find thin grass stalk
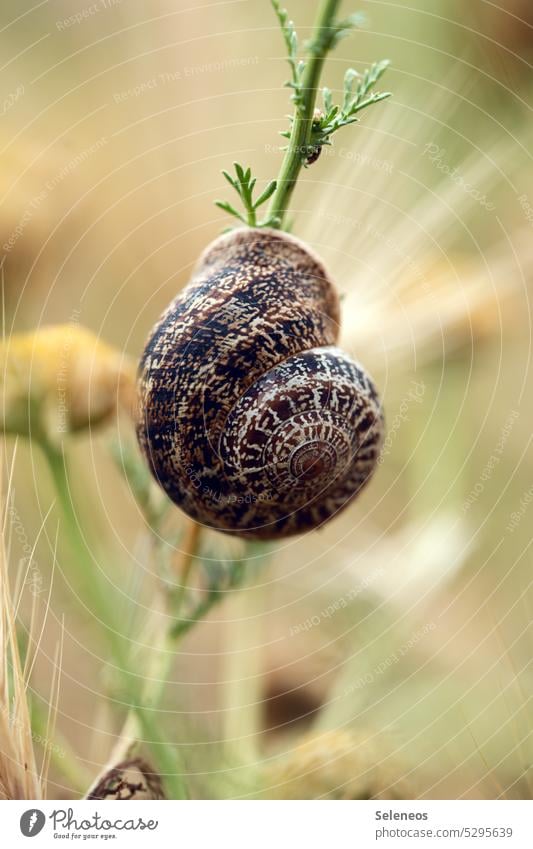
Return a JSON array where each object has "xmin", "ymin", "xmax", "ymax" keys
[{"xmin": 0, "ymin": 457, "xmax": 42, "ymax": 799}]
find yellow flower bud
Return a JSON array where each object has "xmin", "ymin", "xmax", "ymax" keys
[
  {"xmin": 263, "ymin": 729, "xmax": 415, "ymax": 799},
  {"xmin": 0, "ymin": 324, "xmax": 135, "ymax": 442}
]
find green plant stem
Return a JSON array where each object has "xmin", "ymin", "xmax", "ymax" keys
[
  {"xmin": 40, "ymin": 440, "xmax": 188, "ymax": 800},
  {"xmin": 99, "ymin": 519, "xmax": 205, "ymax": 790},
  {"xmin": 223, "ymin": 581, "xmax": 263, "ymax": 763},
  {"xmin": 268, "ymin": 0, "xmax": 343, "ymax": 228},
  {"xmin": 171, "ymin": 521, "xmax": 201, "ymax": 614},
  {"xmin": 170, "ymin": 591, "xmax": 220, "ymax": 640}
]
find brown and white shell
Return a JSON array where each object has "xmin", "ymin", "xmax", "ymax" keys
[
  {"xmin": 137, "ymin": 228, "xmax": 383, "ymax": 539},
  {"xmin": 87, "ymin": 758, "xmax": 164, "ymax": 800}
]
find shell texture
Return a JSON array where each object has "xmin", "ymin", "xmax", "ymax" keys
[
  {"xmin": 87, "ymin": 758, "xmax": 164, "ymax": 800},
  {"xmin": 137, "ymin": 228, "xmax": 383, "ymax": 538}
]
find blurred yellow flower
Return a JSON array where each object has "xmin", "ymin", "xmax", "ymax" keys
[
  {"xmin": 0, "ymin": 324, "xmax": 135, "ymax": 442},
  {"xmin": 263, "ymin": 729, "xmax": 415, "ymax": 800}
]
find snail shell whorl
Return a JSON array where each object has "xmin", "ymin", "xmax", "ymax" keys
[{"xmin": 137, "ymin": 228, "xmax": 383, "ymax": 539}]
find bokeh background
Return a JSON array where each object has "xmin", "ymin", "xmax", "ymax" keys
[{"xmin": 1, "ymin": 0, "xmax": 532, "ymax": 799}]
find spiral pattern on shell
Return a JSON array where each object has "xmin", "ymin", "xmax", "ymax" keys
[{"xmin": 137, "ymin": 228, "xmax": 383, "ymax": 539}]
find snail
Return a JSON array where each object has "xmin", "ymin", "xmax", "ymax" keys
[{"xmin": 137, "ymin": 228, "xmax": 383, "ymax": 539}]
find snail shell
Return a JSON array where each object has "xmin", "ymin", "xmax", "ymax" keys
[
  {"xmin": 87, "ymin": 758, "xmax": 164, "ymax": 800},
  {"xmin": 137, "ymin": 228, "xmax": 383, "ymax": 539}
]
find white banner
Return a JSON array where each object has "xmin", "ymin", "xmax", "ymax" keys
[{"xmin": 2, "ymin": 800, "xmax": 532, "ymax": 848}]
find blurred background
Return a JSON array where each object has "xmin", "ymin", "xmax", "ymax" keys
[{"xmin": 1, "ymin": 0, "xmax": 532, "ymax": 799}]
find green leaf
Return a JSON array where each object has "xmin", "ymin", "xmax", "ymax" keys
[
  {"xmin": 253, "ymin": 180, "xmax": 277, "ymax": 209},
  {"xmin": 271, "ymin": 0, "xmax": 304, "ymax": 114},
  {"xmin": 309, "ymin": 58, "xmax": 392, "ymax": 155},
  {"xmin": 344, "ymin": 68, "xmax": 359, "ymax": 103},
  {"xmin": 214, "ymin": 200, "xmax": 245, "ymax": 221},
  {"xmin": 222, "ymin": 169, "xmax": 238, "ymax": 189},
  {"xmin": 216, "ymin": 165, "xmax": 280, "ymax": 227}
]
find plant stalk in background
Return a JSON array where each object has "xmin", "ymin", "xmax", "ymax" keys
[{"xmin": 40, "ymin": 440, "xmax": 188, "ymax": 799}]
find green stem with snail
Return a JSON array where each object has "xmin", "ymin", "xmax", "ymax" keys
[{"xmin": 268, "ymin": 0, "xmax": 343, "ymax": 228}]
